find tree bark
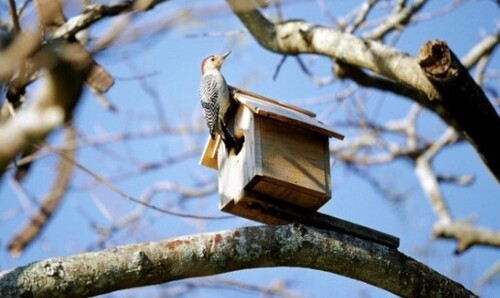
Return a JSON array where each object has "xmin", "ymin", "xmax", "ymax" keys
[
  {"xmin": 0, "ymin": 224, "xmax": 476, "ymax": 297},
  {"xmin": 418, "ymin": 40, "xmax": 500, "ymax": 182}
]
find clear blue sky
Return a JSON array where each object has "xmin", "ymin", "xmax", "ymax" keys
[{"xmin": 1, "ymin": 1, "xmax": 499, "ymax": 297}]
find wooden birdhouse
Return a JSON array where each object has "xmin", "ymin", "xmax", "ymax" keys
[{"xmin": 200, "ymin": 87, "xmax": 344, "ymax": 224}]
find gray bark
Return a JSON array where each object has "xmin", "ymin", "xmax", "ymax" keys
[{"xmin": 0, "ymin": 225, "xmax": 476, "ymax": 297}]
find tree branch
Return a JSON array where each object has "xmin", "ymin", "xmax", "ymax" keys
[
  {"xmin": 461, "ymin": 29, "xmax": 500, "ymax": 69},
  {"xmin": 433, "ymin": 221, "xmax": 500, "ymax": 254},
  {"xmin": 52, "ymin": 0, "xmax": 170, "ymax": 40},
  {"xmin": 0, "ymin": 43, "xmax": 88, "ymax": 175},
  {"xmin": 415, "ymin": 128, "xmax": 457, "ymax": 223},
  {"xmin": 8, "ymin": 0, "xmax": 21, "ymax": 33},
  {"xmin": 226, "ymin": 1, "xmax": 500, "ymax": 183},
  {"xmin": 7, "ymin": 125, "xmax": 76, "ymax": 256},
  {"xmin": 364, "ymin": 0, "xmax": 429, "ymax": 40},
  {"xmin": 418, "ymin": 40, "xmax": 500, "ymax": 182},
  {"xmin": 226, "ymin": 0, "xmax": 440, "ymax": 100},
  {"xmin": 0, "ymin": 225, "xmax": 476, "ymax": 297}
]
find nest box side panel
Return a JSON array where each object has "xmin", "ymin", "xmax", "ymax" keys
[
  {"xmin": 250, "ymin": 116, "xmax": 332, "ymax": 210},
  {"xmin": 218, "ymin": 106, "xmax": 257, "ymax": 212}
]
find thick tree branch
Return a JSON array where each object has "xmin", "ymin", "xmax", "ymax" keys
[
  {"xmin": 0, "ymin": 43, "xmax": 88, "ymax": 175},
  {"xmin": 226, "ymin": 0, "xmax": 440, "ymax": 100},
  {"xmin": 333, "ymin": 62, "xmax": 440, "ymax": 113},
  {"xmin": 0, "ymin": 225, "xmax": 476, "ymax": 297},
  {"xmin": 34, "ymin": 0, "xmax": 115, "ymax": 93},
  {"xmin": 418, "ymin": 40, "xmax": 500, "ymax": 182},
  {"xmin": 52, "ymin": 0, "xmax": 170, "ymax": 40},
  {"xmin": 226, "ymin": 1, "xmax": 500, "ymax": 183}
]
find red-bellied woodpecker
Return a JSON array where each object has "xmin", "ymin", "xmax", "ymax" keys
[{"xmin": 199, "ymin": 51, "xmax": 242, "ymax": 154}]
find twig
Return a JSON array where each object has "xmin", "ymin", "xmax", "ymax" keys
[
  {"xmin": 433, "ymin": 221, "xmax": 500, "ymax": 254},
  {"xmin": 415, "ymin": 128, "xmax": 458, "ymax": 223},
  {"xmin": 8, "ymin": 0, "xmax": 21, "ymax": 33},
  {"xmin": 295, "ymin": 56, "xmax": 334, "ymax": 86},
  {"xmin": 461, "ymin": 29, "xmax": 500, "ymax": 69},
  {"xmin": 43, "ymin": 142, "xmax": 232, "ymax": 220},
  {"xmin": 364, "ymin": 0, "xmax": 429, "ymax": 40},
  {"xmin": 346, "ymin": 0, "xmax": 378, "ymax": 33},
  {"xmin": 272, "ymin": 55, "xmax": 288, "ymax": 80},
  {"xmin": 8, "ymin": 125, "xmax": 76, "ymax": 257}
]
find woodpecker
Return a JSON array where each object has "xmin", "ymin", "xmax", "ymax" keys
[{"xmin": 199, "ymin": 51, "xmax": 242, "ymax": 154}]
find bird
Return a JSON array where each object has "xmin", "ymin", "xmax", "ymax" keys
[{"xmin": 199, "ymin": 51, "xmax": 242, "ymax": 154}]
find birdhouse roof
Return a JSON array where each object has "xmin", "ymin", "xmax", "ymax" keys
[
  {"xmin": 200, "ymin": 87, "xmax": 344, "ymax": 169},
  {"xmin": 231, "ymin": 87, "xmax": 344, "ymax": 139}
]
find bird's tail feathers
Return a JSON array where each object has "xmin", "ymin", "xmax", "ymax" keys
[{"xmin": 220, "ymin": 123, "xmax": 243, "ymax": 155}]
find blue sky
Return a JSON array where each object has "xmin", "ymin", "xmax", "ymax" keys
[{"xmin": 1, "ymin": 0, "xmax": 499, "ymax": 297}]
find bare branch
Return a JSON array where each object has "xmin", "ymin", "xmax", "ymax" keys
[
  {"xmin": 0, "ymin": 32, "xmax": 40, "ymax": 83},
  {"xmin": 346, "ymin": 0, "xmax": 378, "ymax": 34},
  {"xmin": 227, "ymin": 0, "xmax": 500, "ymax": 183},
  {"xmin": 0, "ymin": 225, "xmax": 476, "ymax": 297},
  {"xmin": 50, "ymin": 147, "xmax": 231, "ymax": 220},
  {"xmin": 295, "ymin": 56, "xmax": 334, "ymax": 86},
  {"xmin": 0, "ymin": 43, "xmax": 88, "ymax": 175},
  {"xmin": 461, "ymin": 29, "xmax": 500, "ymax": 69},
  {"xmin": 272, "ymin": 55, "xmax": 288, "ymax": 81},
  {"xmin": 226, "ymin": 0, "xmax": 441, "ymax": 100},
  {"xmin": 415, "ymin": 128, "xmax": 457, "ymax": 223},
  {"xmin": 418, "ymin": 40, "xmax": 500, "ymax": 182},
  {"xmin": 53, "ymin": 0, "xmax": 171, "ymax": 40},
  {"xmin": 179, "ymin": 278, "xmax": 300, "ymax": 298},
  {"xmin": 433, "ymin": 221, "xmax": 500, "ymax": 254},
  {"xmin": 333, "ymin": 62, "xmax": 434, "ymax": 111},
  {"xmin": 8, "ymin": 125, "xmax": 76, "ymax": 257},
  {"xmin": 474, "ymin": 261, "xmax": 500, "ymax": 293},
  {"xmin": 8, "ymin": 0, "xmax": 21, "ymax": 33},
  {"xmin": 34, "ymin": 0, "xmax": 115, "ymax": 93},
  {"xmin": 364, "ymin": 0, "xmax": 429, "ymax": 40}
]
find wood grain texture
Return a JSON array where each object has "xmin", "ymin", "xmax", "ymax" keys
[
  {"xmin": 252, "ymin": 116, "xmax": 331, "ymax": 209},
  {"xmin": 218, "ymin": 106, "xmax": 256, "ymax": 209},
  {"xmin": 220, "ymin": 113, "xmax": 332, "ymax": 220}
]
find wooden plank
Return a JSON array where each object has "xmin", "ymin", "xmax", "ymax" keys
[
  {"xmin": 251, "ymin": 177, "xmax": 329, "ymax": 210},
  {"xmin": 220, "ymin": 194, "xmax": 290, "ymax": 225},
  {"xmin": 225, "ymin": 190, "xmax": 400, "ymax": 249},
  {"xmin": 310, "ymin": 212, "xmax": 400, "ymax": 249},
  {"xmin": 211, "ymin": 135, "xmax": 221, "ymax": 159},
  {"xmin": 257, "ymin": 117, "xmax": 330, "ymax": 197},
  {"xmin": 199, "ymin": 137, "xmax": 218, "ymax": 170},
  {"xmin": 200, "ymin": 101, "xmax": 252, "ymax": 170},
  {"xmin": 218, "ymin": 105, "xmax": 257, "ymax": 208}
]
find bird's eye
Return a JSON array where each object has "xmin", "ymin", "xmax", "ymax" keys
[{"xmin": 210, "ymin": 57, "xmax": 215, "ymax": 62}]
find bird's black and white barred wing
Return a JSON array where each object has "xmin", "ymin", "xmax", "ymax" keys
[{"xmin": 200, "ymin": 74, "xmax": 219, "ymax": 139}]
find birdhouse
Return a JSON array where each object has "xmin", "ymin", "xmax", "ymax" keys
[{"xmin": 200, "ymin": 87, "xmax": 344, "ymax": 224}]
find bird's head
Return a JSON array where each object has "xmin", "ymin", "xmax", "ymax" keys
[{"xmin": 201, "ymin": 51, "xmax": 231, "ymax": 74}]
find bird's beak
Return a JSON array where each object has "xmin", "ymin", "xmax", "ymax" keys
[{"xmin": 222, "ymin": 51, "xmax": 231, "ymax": 59}]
